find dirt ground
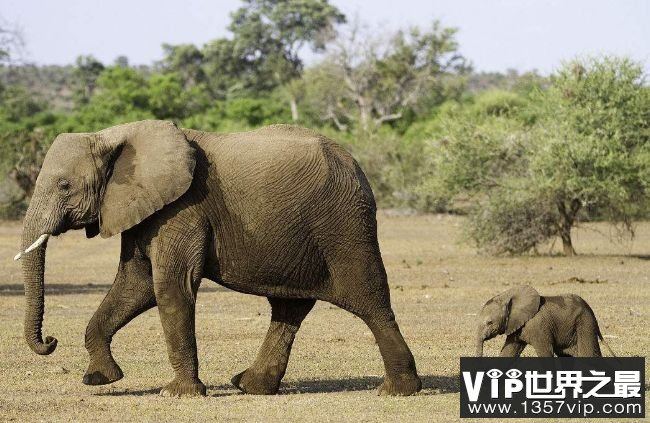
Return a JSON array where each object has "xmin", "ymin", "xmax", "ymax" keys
[{"xmin": 0, "ymin": 214, "xmax": 648, "ymax": 422}]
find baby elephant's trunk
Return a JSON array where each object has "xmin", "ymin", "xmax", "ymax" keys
[{"xmin": 475, "ymin": 333, "xmax": 484, "ymax": 357}]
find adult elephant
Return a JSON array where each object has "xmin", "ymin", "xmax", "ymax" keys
[{"xmin": 16, "ymin": 120, "xmax": 421, "ymax": 397}]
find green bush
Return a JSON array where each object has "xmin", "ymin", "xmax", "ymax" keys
[
  {"xmin": 330, "ymin": 128, "xmax": 442, "ymax": 211},
  {"xmin": 472, "ymin": 90, "xmax": 526, "ymax": 117},
  {"xmin": 223, "ymin": 95, "xmax": 292, "ymax": 126},
  {"xmin": 466, "ymin": 187, "xmax": 558, "ymax": 255}
]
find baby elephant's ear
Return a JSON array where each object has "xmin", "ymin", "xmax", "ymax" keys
[{"xmin": 505, "ymin": 285, "xmax": 540, "ymax": 335}]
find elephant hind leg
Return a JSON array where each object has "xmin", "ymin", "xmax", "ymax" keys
[
  {"xmin": 361, "ymin": 313, "xmax": 422, "ymax": 396},
  {"xmin": 327, "ymin": 251, "xmax": 421, "ymax": 396},
  {"xmin": 232, "ymin": 297, "xmax": 316, "ymax": 395},
  {"xmin": 577, "ymin": 315, "xmax": 602, "ymax": 357}
]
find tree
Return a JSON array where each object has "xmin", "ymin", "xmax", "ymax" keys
[
  {"xmin": 161, "ymin": 0, "xmax": 344, "ymax": 117},
  {"xmin": 201, "ymin": 37, "xmax": 254, "ymax": 99},
  {"xmin": 74, "ymin": 55, "xmax": 105, "ymax": 104},
  {"xmin": 0, "ymin": 18, "xmax": 57, "ymax": 217},
  {"xmin": 299, "ymin": 61, "xmax": 351, "ymax": 130},
  {"xmin": 227, "ymin": 0, "xmax": 345, "ymax": 120},
  {"xmin": 0, "ymin": 86, "xmax": 62, "ymax": 215},
  {"xmin": 426, "ymin": 57, "xmax": 650, "ymax": 256},
  {"xmin": 529, "ymin": 57, "xmax": 650, "ymax": 255},
  {"xmin": 148, "ymin": 72, "xmax": 211, "ymax": 119},
  {"xmin": 72, "ymin": 66, "xmax": 152, "ymax": 129},
  {"xmin": 0, "ymin": 16, "xmax": 23, "ymax": 64},
  {"xmin": 113, "ymin": 55, "xmax": 130, "ymax": 68},
  {"xmin": 311, "ymin": 19, "xmax": 469, "ymax": 132},
  {"xmin": 147, "ymin": 72, "xmax": 186, "ymax": 119},
  {"xmin": 160, "ymin": 43, "xmax": 207, "ymax": 88}
]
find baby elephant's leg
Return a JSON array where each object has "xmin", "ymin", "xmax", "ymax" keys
[
  {"xmin": 530, "ymin": 342, "xmax": 554, "ymax": 357},
  {"xmin": 577, "ymin": 314, "xmax": 602, "ymax": 357},
  {"xmin": 499, "ymin": 335, "xmax": 526, "ymax": 357}
]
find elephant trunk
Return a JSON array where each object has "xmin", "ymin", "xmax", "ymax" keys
[
  {"xmin": 475, "ymin": 330, "xmax": 484, "ymax": 357},
  {"xmin": 20, "ymin": 205, "xmax": 57, "ymax": 355}
]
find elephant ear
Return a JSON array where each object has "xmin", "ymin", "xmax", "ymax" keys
[
  {"xmin": 97, "ymin": 120, "xmax": 195, "ymax": 238},
  {"xmin": 504, "ymin": 285, "xmax": 541, "ymax": 335}
]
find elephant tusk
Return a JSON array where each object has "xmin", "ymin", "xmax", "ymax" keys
[{"xmin": 14, "ymin": 234, "xmax": 50, "ymax": 261}]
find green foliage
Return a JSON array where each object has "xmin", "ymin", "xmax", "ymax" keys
[
  {"xmin": 0, "ymin": 64, "xmax": 77, "ymax": 110},
  {"xmin": 472, "ymin": 90, "xmax": 526, "ymax": 118},
  {"xmin": 0, "ymin": 86, "xmax": 68, "ymax": 214},
  {"xmin": 201, "ymin": 38, "xmax": 250, "ymax": 99},
  {"xmin": 423, "ymin": 98, "xmax": 532, "ymax": 207},
  {"xmin": 159, "ymin": 0, "xmax": 344, "ymax": 102},
  {"xmin": 466, "ymin": 187, "xmax": 558, "ymax": 255},
  {"xmin": 0, "ymin": 85, "xmax": 46, "ymax": 122},
  {"xmin": 71, "ymin": 66, "xmax": 152, "ymax": 130},
  {"xmin": 160, "ymin": 44, "xmax": 206, "ymax": 88},
  {"xmin": 180, "ymin": 91, "xmax": 292, "ymax": 131},
  {"xmin": 148, "ymin": 73, "xmax": 186, "ymax": 119},
  {"xmin": 330, "ymin": 129, "xmax": 438, "ymax": 211},
  {"xmin": 229, "ymin": 0, "xmax": 345, "ymax": 87},
  {"xmin": 148, "ymin": 73, "xmax": 211, "ymax": 119},
  {"xmin": 424, "ymin": 57, "xmax": 650, "ymax": 255},
  {"xmin": 298, "ymin": 61, "xmax": 352, "ymax": 129},
  {"xmin": 223, "ymin": 96, "xmax": 290, "ymax": 126}
]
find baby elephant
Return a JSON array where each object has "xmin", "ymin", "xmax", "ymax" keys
[{"xmin": 475, "ymin": 285, "xmax": 614, "ymax": 357}]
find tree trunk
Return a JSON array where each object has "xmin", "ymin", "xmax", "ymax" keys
[
  {"xmin": 557, "ymin": 199, "xmax": 581, "ymax": 257},
  {"xmin": 289, "ymin": 95, "xmax": 299, "ymax": 123},
  {"xmin": 358, "ymin": 100, "xmax": 372, "ymax": 132},
  {"xmin": 560, "ymin": 226, "xmax": 576, "ymax": 257}
]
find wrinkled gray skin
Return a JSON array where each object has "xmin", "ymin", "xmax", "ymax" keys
[
  {"xmin": 476, "ymin": 286, "xmax": 614, "ymax": 357},
  {"xmin": 20, "ymin": 120, "xmax": 421, "ymax": 397}
]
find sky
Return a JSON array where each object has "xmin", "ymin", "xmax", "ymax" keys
[{"xmin": 3, "ymin": 0, "xmax": 649, "ymax": 74}]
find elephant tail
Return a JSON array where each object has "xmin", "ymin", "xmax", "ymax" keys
[
  {"xmin": 583, "ymin": 298, "xmax": 616, "ymax": 357},
  {"xmin": 597, "ymin": 329, "xmax": 617, "ymax": 357}
]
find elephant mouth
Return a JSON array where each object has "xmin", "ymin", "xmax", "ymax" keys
[
  {"xmin": 14, "ymin": 217, "xmax": 99, "ymax": 260},
  {"xmin": 14, "ymin": 234, "xmax": 50, "ymax": 261},
  {"xmin": 483, "ymin": 333, "xmax": 497, "ymax": 341}
]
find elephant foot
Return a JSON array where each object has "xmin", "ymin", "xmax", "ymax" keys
[
  {"xmin": 160, "ymin": 377, "xmax": 206, "ymax": 398},
  {"xmin": 82, "ymin": 359, "xmax": 124, "ymax": 386},
  {"xmin": 231, "ymin": 368, "xmax": 281, "ymax": 395},
  {"xmin": 377, "ymin": 373, "xmax": 422, "ymax": 396}
]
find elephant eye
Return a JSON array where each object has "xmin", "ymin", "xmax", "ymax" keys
[
  {"xmin": 57, "ymin": 178, "xmax": 71, "ymax": 191},
  {"xmin": 486, "ymin": 320, "xmax": 493, "ymax": 326}
]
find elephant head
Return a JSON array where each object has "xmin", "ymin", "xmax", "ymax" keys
[
  {"xmin": 15, "ymin": 120, "xmax": 195, "ymax": 355},
  {"xmin": 475, "ymin": 285, "xmax": 540, "ymax": 357}
]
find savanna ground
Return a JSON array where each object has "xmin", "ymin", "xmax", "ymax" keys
[{"xmin": 0, "ymin": 214, "xmax": 648, "ymax": 422}]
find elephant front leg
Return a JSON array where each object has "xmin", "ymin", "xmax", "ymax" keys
[
  {"xmin": 150, "ymin": 214, "xmax": 209, "ymax": 397},
  {"xmin": 154, "ymin": 270, "xmax": 206, "ymax": 397},
  {"xmin": 83, "ymin": 240, "xmax": 155, "ymax": 386},
  {"xmin": 531, "ymin": 342, "xmax": 554, "ymax": 357},
  {"xmin": 499, "ymin": 335, "xmax": 526, "ymax": 357},
  {"xmin": 232, "ymin": 298, "xmax": 316, "ymax": 394}
]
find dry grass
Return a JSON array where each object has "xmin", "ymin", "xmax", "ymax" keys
[{"xmin": 0, "ymin": 214, "xmax": 648, "ymax": 422}]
